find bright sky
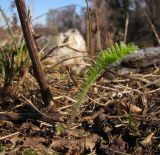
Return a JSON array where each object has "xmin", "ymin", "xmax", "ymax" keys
[{"xmin": 0, "ymin": 0, "xmax": 86, "ymax": 25}]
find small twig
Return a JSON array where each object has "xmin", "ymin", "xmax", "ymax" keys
[
  {"xmin": 93, "ymin": 84, "xmax": 118, "ymax": 91},
  {"xmin": 136, "ymin": 0, "xmax": 160, "ymax": 45},
  {"xmin": 86, "ymin": 95, "xmax": 105, "ymax": 107},
  {"xmin": 64, "ymin": 96, "xmax": 77, "ymax": 103},
  {"xmin": 41, "ymin": 41, "xmax": 75, "ymax": 61},
  {"xmin": 143, "ymin": 11, "xmax": 160, "ymax": 45},
  {"xmin": 106, "ymin": 68, "xmax": 151, "ymax": 84},
  {"xmin": 58, "ymin": 105, "xmax": 72, "ymax": 111},
  {"xmin": 37, "ymin": 120, "xmax": 53, "ymax": 127},
  {"xmin": 47, "ymin": 55, "xmax": 91, "ymax": 71},
  {"xmin": 113, "ymin": 84, "xmax": 142, "ymax": 94},
  {"xmin": 146, "ymin": 88, "xmax": 160, "ymax": 94},
  {"xmin": 0, "ymin": 132, "xmax": 20, "ymax": 141},
  {"xmin": 20, "ymin": 95, "xmax": 65, "ymax": 123},
  {"xmin": 124, "ymin": 12, "xmax": 129, "ymax": 43},
  {"xmin": 66, "ymin": 66, "xmax": 79, "ymax": 87},
  {"xmin": 52, "ymin": 96, "xmax": 64, "ymax": 100},
  {"xmin": 21, "ymin": 95, "xmax": 43, "ymax": 114}
]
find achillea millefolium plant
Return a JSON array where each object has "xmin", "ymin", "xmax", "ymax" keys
[{"xmin": 68, "ymin": 42, "xmax": 138, "ymax": 128}]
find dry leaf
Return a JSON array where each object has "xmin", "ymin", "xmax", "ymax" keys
[
  {"xmin": 121, "ymin": 102, "xmax": 142, "ymax": 113},
  {"xmin": 139, "ymin": 133, "xmax": 154, "ymax": 145},
  {"xmin": 141, "ymin": 94, "xmax": 148, "ymax": 114}
]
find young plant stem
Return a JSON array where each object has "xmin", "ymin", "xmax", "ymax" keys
[{"xmin": 68, "ymin": 43, "xmax": 138, "ymax": 129}]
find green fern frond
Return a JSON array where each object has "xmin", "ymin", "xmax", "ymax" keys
[{"xmin": 68, "ymin": 42, "xmax": 138, "ymax": 127}]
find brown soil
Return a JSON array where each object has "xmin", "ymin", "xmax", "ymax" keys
[{"xmin": 0, "ymin": 65, "xmax": 160, "ymax": 155}]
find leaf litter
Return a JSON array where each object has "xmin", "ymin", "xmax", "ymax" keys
[{"xmin": 0, "ymin": 64, "xmax": 160, "ymax": 154}]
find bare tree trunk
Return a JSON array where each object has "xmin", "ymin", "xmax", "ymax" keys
[{"xmin": 15, "ymin": 0, "xmax": 56, "ymax": 111}]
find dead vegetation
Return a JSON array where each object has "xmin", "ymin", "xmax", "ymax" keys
[
  {"xmin": 0, "ymin": 0, "xmax": 160, "ymax": 155},
  {"xmin": 0, "ymin": 64, "xmax": 160, "ymax": 154}
]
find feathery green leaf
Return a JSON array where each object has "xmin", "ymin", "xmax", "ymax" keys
[{"xmin": 68, "ymin": 42, "xmax": 138, "ymax": 128}]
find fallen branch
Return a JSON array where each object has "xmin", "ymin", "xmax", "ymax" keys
[{"xmin": 0, "ymin": 112, "xmax": 64, "ymax": 124}]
